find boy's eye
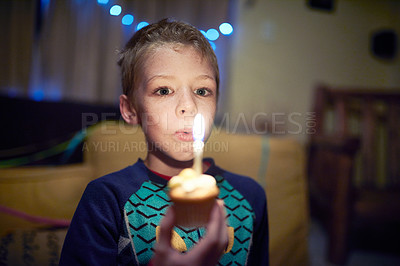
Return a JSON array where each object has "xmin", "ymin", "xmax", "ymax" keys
[
  {"xmin": 195, "ymin": 88, "xmax": 210, "ymax": 96},
  {"xmin": 155, "ymin": 87, "xmax": 172, "ymax": 96}
]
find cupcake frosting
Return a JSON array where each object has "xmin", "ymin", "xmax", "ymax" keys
[{"xmin": 168, "ymin": 168, "xmax": 218, "ymax": 198}]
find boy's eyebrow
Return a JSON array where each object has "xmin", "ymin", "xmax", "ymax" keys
[
  {"xmin": 197, "ymin": 74, "xmax": 215, "ymax": 81},
  {"xmin": 146, "ymin": 74, "xmax": 173, "ymax": 84},
  {"xmin": 146, "ymin": 74, "xmax": 215, "ymax": 84}
]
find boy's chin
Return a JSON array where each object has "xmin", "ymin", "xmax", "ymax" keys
[
  {"xmin": 169, "ymin": 153, "xmax": 194, "ymax": 164},
  {"xmin": 151, "ymin": 149, "xmax": 194, "ymax": 165}
]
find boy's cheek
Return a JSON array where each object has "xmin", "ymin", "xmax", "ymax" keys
[
  {"xmin": 140, "ymin": 113, "xmax": 162, "ymax": 128},
  {"xmin": 205, "ymin": 113, "xmax": 216, "ymax": 131}
]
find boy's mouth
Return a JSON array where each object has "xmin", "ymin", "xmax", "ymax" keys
[
  {"xmin": 177, "ymin": 129, "xmax": 192, "ymax": 134},
  {"xmin": 175, "ymin": 129, "xmax": 193, "ymax": 142}
]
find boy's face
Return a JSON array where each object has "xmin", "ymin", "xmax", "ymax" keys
[{"xmin": 133, "ymin": 45, "xmax": 217, "ymax": 163}]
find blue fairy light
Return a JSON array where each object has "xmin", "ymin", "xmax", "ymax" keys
[
  {"xmin": 122, "ymin": 14, "xmax": 134, "ymax": 25},
  {"xmin": 109, "ymin": 5, "xmax": 122, "ymax": 16},
  {"xmin": 209, "ymin": 41, "xmax": 216, "ymax": 50},
  {"xmin": 219, "ymin": 23, "xmax": 233, "ymax": 35},
  {"xmin": 97, "ymin": 0, "xmax": 109, "ymax": 4},
  {"xmin": 206, "ymin": 28, "xmax": 219, "ymax": 41},
  {"xmin": 136, "ymin": 21, "xmax": 149, "ymax": 31}
]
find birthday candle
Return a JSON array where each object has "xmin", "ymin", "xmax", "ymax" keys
[{"xmin": 193, "ymin": 113, "xmax": 205, "ymax": 177}]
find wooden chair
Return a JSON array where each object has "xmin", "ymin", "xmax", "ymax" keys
[{"xmin": 308, "ymin": 84, "xmax": 400, "ymax": 264}]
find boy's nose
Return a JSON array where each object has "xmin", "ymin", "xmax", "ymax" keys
[{"xmin": 176, "ymin": 91, "xmax": 197, "ymax": 116}]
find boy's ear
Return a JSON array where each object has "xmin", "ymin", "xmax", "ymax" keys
[{"xmin": 119, "ymin": 94, "xmax": 139, "ymax": 125}]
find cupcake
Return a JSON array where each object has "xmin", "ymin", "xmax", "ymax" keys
[{"xmin": 168, "ymin": 168, "xmax": 219, "ymax": 227}]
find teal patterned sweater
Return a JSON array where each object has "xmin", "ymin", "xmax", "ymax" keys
[{"xmin": 60, "ymin": 159, "xmax": 268, "ymax": 265}]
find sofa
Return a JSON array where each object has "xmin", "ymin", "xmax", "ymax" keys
[{"xmin": 0, "ymin": 121, "xmax": 309, "ymax": 265}]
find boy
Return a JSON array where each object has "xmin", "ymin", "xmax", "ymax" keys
[{"xmin": 60, "ymin": 19, "xmax": 268, "ymax": 265}]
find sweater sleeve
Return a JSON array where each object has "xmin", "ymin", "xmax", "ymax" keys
[{"xmin": 59, "ymin": 179, "xmax": 123, "ymax": 265}]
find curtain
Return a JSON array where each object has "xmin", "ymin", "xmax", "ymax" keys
[
  {"xmin": 1, "ymin": 0, "xmax": 233, "ymax": 110},
  {"xmin": 0, "ymin": 1, "xmax": 36, "ymax": 97}
]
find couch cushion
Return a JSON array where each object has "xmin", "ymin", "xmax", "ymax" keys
[
  {"xmin": 264, "ymin": 138, "xmax": 309, "ymax": 266},
  {"xmin": 205, "ymin": 129, "xmax": 309, "ymax": 266},
  {"xmin": 0, "ymin": 164, "xmax": 92, "ymax": 236}
]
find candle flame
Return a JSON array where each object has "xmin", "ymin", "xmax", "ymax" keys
[
  {"xmin": 193, "ymin": 113, "xmax": 205, "ymax": 176},
  {"xmin": 193, "ymin": 113, "xmax": 205, "ymax": 142}
]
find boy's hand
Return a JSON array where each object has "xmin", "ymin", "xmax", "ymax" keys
[{"xmin": 152, "ymin": 200, "xmax": 228, "ymax": 266}]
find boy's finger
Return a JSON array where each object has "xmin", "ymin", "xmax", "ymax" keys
[
  {"xmin": 157, "ymin": 206, "xmax": 176, "ymax": 248},
  {"xmin": 208, "ymin": 200, "xmax": 228, "ymax": 242},
  {"xmin": 192, "ymin": 201, "xmax": 227, "ymax": 262},
  {"xmin": 215, "ymin": 200, "xmax": 229, "ymax": 248}
]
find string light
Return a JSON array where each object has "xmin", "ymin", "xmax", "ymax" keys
[
  {"xmin": 136, "ymin": 21, "xmax": 149, "ymax": 31},
  {"xmin": 122, "ymin": 14, "xmax": 134, "ymax": 26},
  {"xmin": 209, "ymin": 41, "xmax": 216, "ymax": 51},
  {"xmin": 219, "ymin": 22, "xmax": 233, "ymax": 35},
  {"xmin": 20, "ymin": 3, "xmax": 234, "ymax": 102},
  {"xmin": 206, "ymin": 29, "xmax": 219, "ymax": 41},
  {"xmin": 109, "ymin": 5, "xmax": 122, "ymax": 16},
  {"xmin": 97, "ymin": 2, "xmax": 234, "ymax": 44}
]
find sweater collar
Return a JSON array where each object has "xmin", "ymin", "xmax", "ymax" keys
[{"xmin": 136, "ymin": 158, "xmax": 219, "ymax": 186}]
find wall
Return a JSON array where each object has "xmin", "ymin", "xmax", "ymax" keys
[{"xmin": 226, "ymin": 0, "xmax": 400, "ymax": 141}]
